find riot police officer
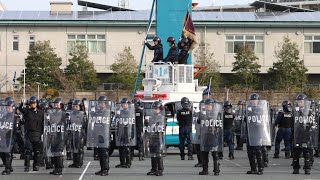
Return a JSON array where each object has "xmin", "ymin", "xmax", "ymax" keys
[
  {"xmin": 115, "ymin": 98, "xmax": 134, "ymax": 168},
  {"xmin": 245, "ymin": 93, "xmax": 270, "ymax": 175},
  {"xmin": 130, "ymin": 98, "xmax": 144, "ymax": 161},
  {"xmin": 292, "ymin": 94, "xmax": 315, "ymax": 175},
  {"xmin": 178, "ymin": 38, "xmax": 190, "ymax": 64},
  {"xmin": 235, "ymin": 101, "xmax": 244, "ymax": 150},
  {"xmin": 273, "ymin": 100, "xmax": 293, "ymax": 159},
  {"xmin": 177, "ymin": 97, "xmax": 193, "ymax": 160},
  {"xmin": 68, "ymin": 100, "xmax": 86, "ymax": 168},
  {"xmin": 146, "ymin": 100, "xmax": 165, "ymax": 176},
  {"xmin": 164, "ymin": 36, "xmax": 178, "ymax": 64},
  {"xmin": 66, "ymin": 98, "xmax": 75, "ymax": 160},
  {"xmin": 145, "ymin": 37, "xmax": 163, "ymax": 63},
  {"xmin": 19, "ymin": 96, "xmax": 44, "ymax": 172},
  {"xmin": 198, "ymin": 99, "xmax": 223, "ymax": 176},
  {"xmin": 91, "ymin": 96, "xmax": 111, "ymax": 176},
  {"xmin": 193, "ymin": 100, "xmax": 204, "ymax": 167},
  {"xmin": 0, "ymin": 100, "xmax": 17, "ymax": 175},
  {"xmin": 223, "ymin": 101, "xmax": 235, "ymax": 159},
  {"xmin": 47, "ymin": 98, "xmax": 67, "ymax": 175}
]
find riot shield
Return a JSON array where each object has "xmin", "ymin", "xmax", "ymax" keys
[
  {"xmin": 293, "ymin": 100, "xmax": 318, "ymax": 148},
  {"xmin": 143, "ymin": 108, "xmax": 166, "ymax": 158},
  {"xmin": 234, "ymin": 105, "xmax": 244, "ymax": 136},
  {"xmin": 192, "ymin": 103, "xmax": 201, "ymax": 145},
  {"xmin": 67, "ymin": 110, "xmax": 85, "ymax": 153},
  {"xmin": 86, "ymin": 100, "xmax": 111, "ymax": 148},
  {"xmin": 43, "ymin": 109, "xmax": 66, "ymax": 157},
  {"xmin": 199, "ymin": 102, "xmax": 223, "ymax": 152},
  {"xmin": 246, "ymin": 100, "xmax": 271, "ymax": 146},
  {"xmin": 0, "ymin": 107, "xmax": 15, "ymax": 153},
  {"xmin": 115, "ymin": 103, "xmax": 136, "ymax": 147},
  {"xmin": 83, "ymin": 100, "xmax": 89, "ymax": 117}
]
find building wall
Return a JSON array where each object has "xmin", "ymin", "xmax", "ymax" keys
[{"xmin": 0, "ymin": 24, "xmax": 320, "ymax": 91}]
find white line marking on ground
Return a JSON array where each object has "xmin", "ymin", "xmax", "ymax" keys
[
  {"xmin": 79, "ymin": 161, "xmax": 91, "ymax": 180},
  {"xmin": 223, "ymin": 158, "xmax": 245, "ymax": 168}
]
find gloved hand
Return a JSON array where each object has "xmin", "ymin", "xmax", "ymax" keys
[{"xmin": 144, "ymin": 40, "xmax": 147, "ymax": 44}]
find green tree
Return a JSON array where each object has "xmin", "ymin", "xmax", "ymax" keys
[
  {"xmin": 268, "ymin": 36, "xmax": 308, "ymax": 93},
  {"xmin": 110, "ymin": 46, "xmax": 139, "ymax": 90},
  {"xmin": 18, "ymin": 41, "xmax": 62, "ymax": 90},
  {"xmin": 64, "ymin": 43, "xmax": 99, "ymax": 90},
  {"xmin": 194, "ymin": 42, "xmax": 221, "ymax": 90},
  {"xmin": 232, "ymin": 44, "xmax": 261, "ymax": 90}
]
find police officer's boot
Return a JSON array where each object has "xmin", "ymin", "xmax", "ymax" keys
[
  {"xmin": 147, "ymin": 157, "xmax": 157, "ymax": 175},
  {"xmin": 273, "ymin": 150, "xmax": 280, "ymax": 159},
  {"xmin": 213, "ymin": 153, "xmax": 220, "ymax": 176},
  {"xmin": 69, "ymin": 153, "xmax": 79, "ymax": 168},
  {"xmin": 2, "ymin": 153, "xmax": 12, "ymax": 175},
  {"xmin": 95, "ymin": 154, "xmax": 103, "ymax": 175},
  {"xmin": 24, "ymin": 154, "xmax": 30, "ymax": 172},
  {"xmin": 292, "ymin": 169, "xmax": 299, "ymax": 174},
  {"xmin": 188, "ymin": 152, "xmax": 194, "ymax": 160},
  {"xmin": 199, "ymin": 152, "xmax": 209, "ymax": 175},
  {"xmin": 49, "ymin": 157, "xmax": 57, "ymax": 174},
  {"xmin": 218, "ymin": 152, "xmax": 223, "ymax": 159},
  {"xmin": 94, "ymin": 148, "xmax": 98, "ymax": 160},
  {"xmin": 229, "ymin": 152, "xmax": 234, "ymax": 160},
  {"xmin": 45, "ymin": 156, "xmax": 53, "ymax": 169},
  {"xmin": 79, "ymin": 151, "xmax": 84, "ymax": 167},
  {"xmin": 125, "ymin": 153, "xmax": 131, "ymax": 168},
  {"xmin": 256, "ymin": 151, "xmax": 264, "ymax": 175},
  {"xmin": 67, "ymin": 152, "xmax": 72, "ymax": 160},
  {"xmin": 138, "ymin": 151, "xmax": 144, "ymax": 161},
  {"xmin": 247, "ymin": 157, "xmax": 257, "ymax": 174},
  {"xmin": 54, "ymin": 157, "xmax": 63, "ymax": 175},
  {"xmin": 100, "ymin": 154, "xmax": 109, "ymax": 176},
  {"xmin": 285, "ymin": 151, "xmax": 290, "ymax": 159},
  {"xmin": 156, "ymin": 157, "xmax": 163, "ymax": 176},
  {"xmin": 33, "ymin": 151, "xmax": 40, "ymax": 171}
]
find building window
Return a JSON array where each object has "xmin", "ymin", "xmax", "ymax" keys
[
  {"xmin": 13, "ymin": 36, "xmax": 19, "ymax": 51},
  {"xmin": 67, "ymin": 34, "xmax": 106, "ymax": 54},
  {"xmin": 29, "ymin": 36, "xmax": 35, "ymax": 50},
  {"xmin": 225, "ymin": 35, "xmax": 264, "ymax": 54},
  {"xmin": 304, "ymin": 36, "xmax": 320, "ymax": 54}
]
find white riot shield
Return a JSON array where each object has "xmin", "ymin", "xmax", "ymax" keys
[
  {"xmin": 192, "ymin": 103, "xmax": 201, "ymax": 144},
  {"xmin": 143, "ymin": 108, "xmax": 166, "ymax": 158},
  {"xmin": 0, "ymin": 108, "xmax": 15, "ymax": 153},
  {"xmin": 234, "ymin": 105, "xmax": 244, "ymax": 136},
  {"xmin": 200, "ymin": 102, "xmax": 224, "ymax": 152},
  {"xmin": 246, "ymin": 100, "xmax": 271, "ymax": 146},
  {"xmin": 293, "ymin": 100, "xmax": 318, "ymax": 148},
  {"xmin": 86, "ymin": 100, "xmax": 111, "ymax": 148},
  {"xmin": 43, "ymin": 109, "xmax": 66, "ymax": 157},
  {"xmin": 115, "ymin": 103, "xmax": 136, "ymax": 147},
  {"xmin": 67, "ymin": 110, "xmax": 85, "ymax": 153}
]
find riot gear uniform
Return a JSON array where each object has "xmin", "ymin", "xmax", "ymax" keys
[
  {"xmin": 223, "ymin": 101, "xmax": 235, "ymax": 160},
  {"xmin": 178, "ymin": 38, "xmax": 190, "ymax": 64},
  {"xmin": 177, "ymin": 97, "xmax": 193, "ymax": 160},
  {"xmin": 19, "ymin": 96, "xmax": 44, "ymax": 172},
  {"xmin": 164, "ymin": 37, "xmax": 178, "ymax": 64},
  {"xmin": 274, "ymin": 100, "xmax": 293, "ymax": 159}
]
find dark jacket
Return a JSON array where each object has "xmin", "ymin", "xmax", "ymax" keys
[
  {"xmin": 19, "ymin": 103, "xmax": 44, "ymax": 142},
  {"xmin": 178, "ymin": 42, "xmax": 190, "ymax": 64},
  {"xmin": 145, "ymin": 42, "xmax": 163, "ymax": 62},
  {"xmin": 177, "ymin": 108, "xmax": 193, "ymax": 128},
  {"xmin": 164, "ymin": 46, "xmax": 178, "ymax": 64}
]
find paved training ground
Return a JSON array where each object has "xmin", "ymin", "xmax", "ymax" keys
[{"xmin": 3, "ymin": 146, "xmax": 320, "ymax": 180}]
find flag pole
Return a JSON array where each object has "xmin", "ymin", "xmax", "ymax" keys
[{"xmin": 208, "ymin": 77, "xmax": 212, "ymax": 98}]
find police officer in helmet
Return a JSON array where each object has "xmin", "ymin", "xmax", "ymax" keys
[
  {"xmin": 223, "ymin": 101, "xmax": 235, "ymax": 160},
  {"xmin": 145, "ymin": 37, "xmax": 163, "ymax": 63},
  {"xmin": 177, "ymin": 97, "xmax": 193, "ymax": 160},
  {"xmin": 19, "ymin": 96, "xmax": 44, "ymax": 172},
  {"xmin": 163, "ymin": 37, "xmax": 178, "ymax": 64},
  {"xmin": 178, "ymin": 37, "xmax": 190, "ymax": 64}
]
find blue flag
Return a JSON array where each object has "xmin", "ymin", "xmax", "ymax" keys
[
  {"xmin": 13, "ymin": 71, "xmax": 16, "ymax": 84},
  {"xmin": 202, "ymin": 83, "xmax": 211, "ymax": 96}
]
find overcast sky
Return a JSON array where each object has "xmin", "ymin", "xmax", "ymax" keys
[{"xmin": 1, "ymin": 0, "xmax": 255, "ymax": 10}]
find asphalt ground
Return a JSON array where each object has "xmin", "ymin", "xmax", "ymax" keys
[{"xmin": 2, "ymin": 146, "xmax": 320, "ymax": 180}]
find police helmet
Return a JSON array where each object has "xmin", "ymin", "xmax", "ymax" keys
[
  {"xmin": 39, "ymin": 98, "xmax": 47, "ymax": 104},
  {"xmin": 204, "ymin": 99, "xmax": 215, "ymax": 105},
  {"xmin": 152, "ymin": 101, "xmax": 163, "ymax": 109},
  {"xmin": 68, "ymin": 98, "xmax": 75, "ymax": 105},
  {"xmin": 180, "ymin": 37, "xmax": 189, "ymax": 44},
  {"xmin": 224, "ymin": 101, "xmax": 232, "ymax": 108},
  {"xmin": 249, "ymin": 93, "xmax": 260, "ymax": 100},
  {"xmin": 38, "ymin": 102, "xmax": 48, "ymax": 110},
  {"xmin": 181, "ymin": 97, "xmax": 190, "ymax": 104},
  {"xmin": 121, "ymin": 97, "xmax": 130, "ymax": 104},
  {"xmin": 53, "ymin": 97, "xmax": 63, "ymax": 104},
  {"xmin": 0, "ymin": 100, "xmax": 5, "ymax": 106},
  {"xmin": 6, "ymin": 100, "xmax": 15, "ymax": 107},
  {"xmin": 73, "ymin": 99, "xmax": 81, "ymax": 106},
  {"xmin": 97, "ymin": 96, "xmax": 108, "ymax": 101},
  {"xmin": 29, "ymin": 96, "xmax": 38, "ymax": 104},
  {"xmin": 5, "ymin": 97, "xmax": 13, "ymax": 103},
  {"xmin": 153, "ymin": 37, "xmax": 161, "ymax": 44},
  {"xmin": 295, "ymin": 94, "xmax": 307, "ymax": 100},
  {"xmin": 167, "ymin": 36, "xmax": 175, "ymax": 43},
  {"xmin": 282, "ymin": 100, "xmax": 292, "ymax": 112}
]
